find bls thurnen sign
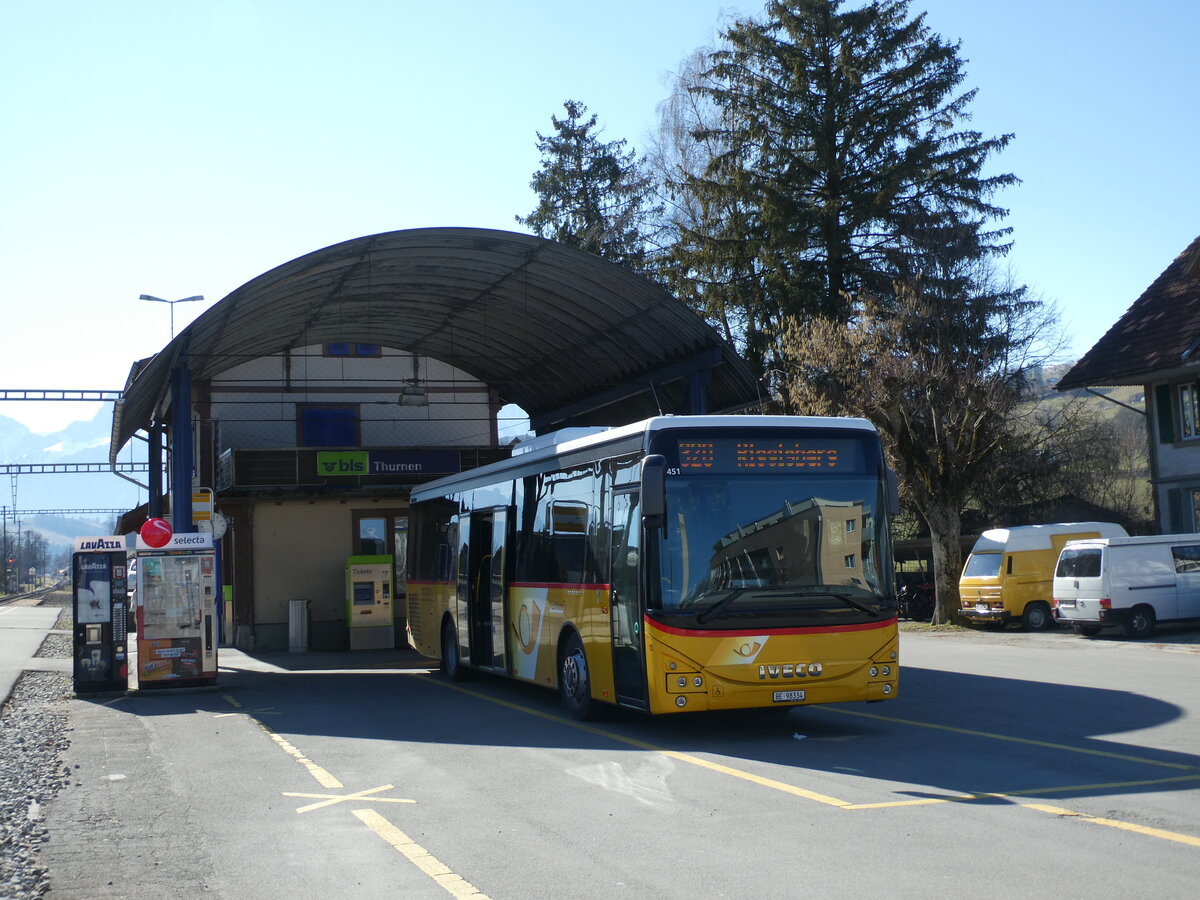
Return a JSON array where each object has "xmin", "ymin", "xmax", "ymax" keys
[{"xmin": 316, "ymin": 450, "xmax": 460, "ymax": 477}]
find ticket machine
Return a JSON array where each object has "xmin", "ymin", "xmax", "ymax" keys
[
  {"xmin": 134, "ymin": 531, "xmax": 219, "ymax": 687},
  {"xmin": 71, "ymin": 536, "xmax": 130, "ymax": 694},
  {"xmin": 346, "ymin": 554, "xmax": 394, "ymax": 649}
]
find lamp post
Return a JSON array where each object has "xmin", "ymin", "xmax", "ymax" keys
[{"xmin": 139, "ymin": 294, "xmax": 205, "ymax": 339}]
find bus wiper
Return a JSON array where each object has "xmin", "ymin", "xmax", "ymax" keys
[
  {"xmin": 694, "ymin": 590, "xmax": 747, "ymax": 624},
  {"xmin": 806, "ymin": 590, "xmax": 880, "ymax": 617}
]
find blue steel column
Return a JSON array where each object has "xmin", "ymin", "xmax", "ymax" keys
[
  {"xmin": 687, "ymin": 369, "xmax": 711, "ymax": 414},
  {"xmin": 170, "ymin": 364, "xmax": 194, "ymax": 532},
  {"xmin": 147, "ymin": 423, "xmax": 163, "ymax": 518}
]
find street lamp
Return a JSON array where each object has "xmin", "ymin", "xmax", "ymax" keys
[{"xmin": 139, "ymin": 294, "xmax": 205, "ymax": 339}]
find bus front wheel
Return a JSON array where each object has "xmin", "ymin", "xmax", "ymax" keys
[{"xmin": 559, "ymin": 634, "xmax": 594, "ymax": 721}]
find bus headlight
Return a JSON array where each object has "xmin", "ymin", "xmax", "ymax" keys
[
  {"xmin": 677, "ymin": 676, "xmax": 687, "ymax": 688},
  {"xmin": 676, "ymin": 696, "xmax": 687, "ymax": 708},
  {"xmin": 869, "ymin": 666, "xmax": 878, "ymax": 677}
]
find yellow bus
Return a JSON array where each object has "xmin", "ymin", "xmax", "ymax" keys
[{"xmin": 406, "ymin": 415, "xmax": 900, "ymax": 718}]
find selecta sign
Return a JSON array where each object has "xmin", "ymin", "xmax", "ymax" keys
[{"xmin": 135, "ymin": 518, "xmax": 216, "ymax": 552}]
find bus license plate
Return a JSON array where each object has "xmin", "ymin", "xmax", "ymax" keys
[{"xmin": 773, "ymin": 690, "xmax": 805, "ymax": 702}]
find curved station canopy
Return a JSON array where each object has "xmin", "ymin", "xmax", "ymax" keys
[{"xmin": 112, "ymin": 227, "xmax": 760, "ymax": 454}]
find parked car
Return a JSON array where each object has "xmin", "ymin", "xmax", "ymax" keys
[{"xmin": 1053, "ymin": 533, "xmax": 1200, "ymax": 638}]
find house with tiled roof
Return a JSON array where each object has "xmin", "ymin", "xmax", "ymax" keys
[{"xmin": 1057, "ymin": 234, "xmax": 1200, "ymax": 532}]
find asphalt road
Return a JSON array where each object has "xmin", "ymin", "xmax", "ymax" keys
[{"xmin": 38, "ymin": 624, "xmax": 1200, "ymax": 899}]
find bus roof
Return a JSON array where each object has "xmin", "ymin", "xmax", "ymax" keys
[{"xmin": 410, "ymin": 414, "xmax": 878, "ymax": 504}]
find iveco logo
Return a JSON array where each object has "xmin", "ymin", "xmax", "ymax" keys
[{"xmin": 759, "ymin": 662, "xmax": 824, "ymax": 679}]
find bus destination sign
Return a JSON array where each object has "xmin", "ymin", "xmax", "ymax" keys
[{"xmin": 675, "ymin": 437, "xmax": 860, "ymax": 472}]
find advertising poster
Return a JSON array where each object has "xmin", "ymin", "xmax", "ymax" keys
[
  {"xmin": 139, "ymin": 638, "xmax": 202, "ymax": 681},
  {"xmin": 74, "ymin": 555, "xmax": 112, "ymax": 625}
]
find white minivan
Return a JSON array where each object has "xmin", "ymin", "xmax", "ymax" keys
[{"xmin": 1052, "ymin": 534, "xmax": 1200, "ymax": 638}]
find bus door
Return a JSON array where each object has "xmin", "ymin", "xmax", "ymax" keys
[
  {"xmin": 610, "ymin": 490, "xmax": 647, "ymax": 708},
  {"xmin": 468, "ymin": 509, "xmax": 509, "ymax": 671}
]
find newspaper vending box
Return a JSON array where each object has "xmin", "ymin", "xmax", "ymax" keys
[{"xmin": 135, "ymin": 531, "xmax": 219, "ymax": 687}]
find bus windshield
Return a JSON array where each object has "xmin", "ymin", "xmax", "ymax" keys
[{"xmin": 651, "ymin": 473, "xmax": 892, "ymax": 627}]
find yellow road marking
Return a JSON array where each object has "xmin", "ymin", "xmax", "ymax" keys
[
  {"xmin": 821, "ymin": 706, "xmax": 1199, "ymax": 771},
  {"xmin": 353, "ymin": 808, "xmax": 490, "ymax": 898},
  {"xmin": 222, "ymin": 694, "xmax": 342, "ymax": 788},
  {"xmin": 1025, "ymin": 803, "xmax": 1200, "ymax": 848},
  {"xmin": 223, "ymin": 692, "xmax": 492, "ymax": 892},
  {"xmin": 214, "ymin": 707, "xmax": 281, "ymax": 718},
  {"xmin": 283, "ymin": 783, "xmax": 416, "ymax": 814},
  {"xmin": 846, "ymin": 774, "xmax": 1200, "ymax": 809}
]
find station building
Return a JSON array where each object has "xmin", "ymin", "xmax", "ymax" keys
[{"xmin": 111, "ymin": 227, "xmax": 759, "ymax": 652}]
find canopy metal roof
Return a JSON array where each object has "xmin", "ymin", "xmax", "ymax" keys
[{"xmin": 111, "ymin": 227, "xmax": 760, "ymax": 455}]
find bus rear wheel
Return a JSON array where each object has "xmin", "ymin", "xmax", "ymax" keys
[{"xmin": 559, "ymin": 634, "xmax": 594, "ymax": 721}]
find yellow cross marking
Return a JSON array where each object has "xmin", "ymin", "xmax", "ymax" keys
[{"xmin": 283, "ymin": 783, "xmax": 417, "ymax": 814}]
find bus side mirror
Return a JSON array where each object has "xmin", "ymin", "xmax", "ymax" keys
[
  {"xmin": 886, "ymin": 468, "xmax": 900, "ymax": 517},
  {"xmin": 641, "ymin": 454, "xmax": 666, "ymax": 529}
]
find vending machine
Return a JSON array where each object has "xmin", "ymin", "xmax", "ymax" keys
[
  {"xmin": 71, "ymin": 536, "xmax": 130, "ymax": 694},
  {"xmin": 134, "ymin": 531, "xmax": 219, "ymax": 687},
  {"xmin": 346, "ymin": 554, "xmax": 394, "ymax": 649}
]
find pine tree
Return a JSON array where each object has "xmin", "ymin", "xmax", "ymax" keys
[
  {"xmin": 518, "ymin": 100, "xmax": 661, "ymax": 275},
  {"xmin": 665, "ymin": 0, "xmax": 1016, "ymax": 374}
]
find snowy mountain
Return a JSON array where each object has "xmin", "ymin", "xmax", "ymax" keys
[{"xmin": 1, "ymin": 407, "xmax": 146, "ymax": 551}]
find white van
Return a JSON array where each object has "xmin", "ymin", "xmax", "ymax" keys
[{"xmin": 1052, "ymin": 533, "xmax": 1200, "ymax": 638}]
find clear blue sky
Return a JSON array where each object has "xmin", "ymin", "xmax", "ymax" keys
[{"xmin": 2, "ymin": 0, "xmax": 1196, "ymax": 434}]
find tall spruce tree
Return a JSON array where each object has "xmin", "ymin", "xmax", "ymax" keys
[
  {"xmin": 665, "ymin": 0, "xmax": 1016, "ymax": 378},
  {"xmin": 518, "ymin": 100, "xmax": 660, "ymax": 275}
]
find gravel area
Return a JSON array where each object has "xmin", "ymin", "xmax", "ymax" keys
[
  {"xmin": 1, "ymin": 591, "xmax": 75, "ymax": 900},
  {"xmin": 0, "ymin": 672, "xmax": 73, "ymax": 900}
]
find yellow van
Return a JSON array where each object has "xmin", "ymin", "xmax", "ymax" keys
[{"xmin": 958, "ymin": 523, "xmax": 1128, "ymax": 630}]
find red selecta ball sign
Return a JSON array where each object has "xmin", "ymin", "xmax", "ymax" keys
[{"xmin": 140, "ymin": 517, "xmax": 173, "ymax": 549}]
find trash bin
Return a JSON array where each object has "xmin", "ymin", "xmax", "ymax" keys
[{"xmin": 288, "ymin": 599, "xmax": 310, "ymax": 652}]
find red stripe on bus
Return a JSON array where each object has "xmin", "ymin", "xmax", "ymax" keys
[
  {"xmin": 647, "ymin": 617, "xmax": 898, "ymax": 638},
  {"xmin": 509, "ymin": 582, "xmax": 611, "ymax": 591},
  {"xmin": 407, "ymin": 580, "xmax": 612, "ymax": 590}
]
